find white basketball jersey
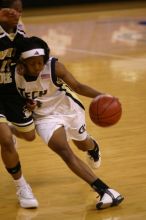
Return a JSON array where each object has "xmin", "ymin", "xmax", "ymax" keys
[{"xmin": 15, "ymin": 57, "xmax": 85, "ymax": 119}]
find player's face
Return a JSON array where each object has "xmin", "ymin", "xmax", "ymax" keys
[
  {"xmin": 24, "ymin": 56, "xmax": 45, "ymax": 76},
  {"xmin": 0, "ymin": 0, "xmax": 22, "ymax": 28}
]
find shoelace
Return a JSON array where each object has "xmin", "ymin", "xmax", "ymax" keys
[{"xmin": 17, "ymin": 185, "xmax": 34, "ymax": 198}]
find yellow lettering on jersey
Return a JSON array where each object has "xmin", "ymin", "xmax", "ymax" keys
[
  {"xmin": 0, "ymin": 60, "xmax": 8, "ymax": 72},
  {"xmin": 0, "ymin": 73, "xmax": 12, "ymax": 83},
  {"xmin": 0, "ymin": 48, "xmax": 13, "ymax": 60},
  {"xmin": 0, "ymin": 51, "xmax": 7, "ymax": 60}
]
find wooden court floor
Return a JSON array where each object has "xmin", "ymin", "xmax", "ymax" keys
[{"xmin": 0, "ymin": 2, "xmax": 146, "ymax": 220}]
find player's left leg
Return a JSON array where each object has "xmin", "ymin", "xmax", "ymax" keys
[
  {"xmin": 3, "ymin": 95, "xmax": 38, "ymax": 208},
  {"xmin": 10, "ymin": 124, "xmax": 38, "ymax": 208}
]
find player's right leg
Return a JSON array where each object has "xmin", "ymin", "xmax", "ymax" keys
[
  {"xmin": 36, "ymin": 117, "xmax": 124, "ymax": 210},
  {"xmin": 47, "ymin": 127, "xmax": 124, "ymax": 210}
]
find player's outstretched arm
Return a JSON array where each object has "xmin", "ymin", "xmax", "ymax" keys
[{"xmin": 55, "ymin": 61, "xmax": 103, "ymax": 98}]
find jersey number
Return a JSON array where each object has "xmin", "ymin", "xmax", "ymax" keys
[
  {"xmin": 0, "ymin": 60, "xmax": 12, "ymax": 84},
  {"xmin": 0, "ymin": 47, "xmax": 14, "ymax": 84}
]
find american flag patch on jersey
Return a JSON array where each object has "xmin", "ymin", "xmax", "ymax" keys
[{"xmin": 41, "ymin": 74, "xmax": 50, "ymax": 79}]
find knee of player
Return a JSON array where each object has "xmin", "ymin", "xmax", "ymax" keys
[{"xmin": 22, "ymin": 132, "xmax": 36, "ymax": 141}]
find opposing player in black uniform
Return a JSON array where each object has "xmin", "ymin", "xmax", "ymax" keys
[{"xmin": 0, "ymin": 0, "xmax": 38, "ymax": 208}]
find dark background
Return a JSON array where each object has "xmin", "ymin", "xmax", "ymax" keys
[{"xmin": 22, "ymin": 0, "xmax": 137, "ymax": 8}]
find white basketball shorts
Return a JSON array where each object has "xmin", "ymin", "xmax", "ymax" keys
[{"xmin": 35, "ymin": 107, "xmax": 88, "ymax": 145}]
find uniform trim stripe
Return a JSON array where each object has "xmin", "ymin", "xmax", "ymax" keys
[
  {"xmin": 0, "ymin": 114, "xmax": 5, "ymax": 118},
  {"xmin": 12, "ymin": 119, "xmax": 34, "ymax": 127},
  {"xmin": 0, "ymin": 117, "xmax": 7, "ymax": 123},
  {"xmin": 59, "ymin": 87, "xmax": 85, "ymax": 110},
  {"xmin": 17, "ymin": 30, "xmax": 26, "ymax": 36},
  {"xmin": 0, "ymin": 33, "xmax": 6, "ymax": 38},
  {"xmin": 0, "ymin": 116, "xmax": 34, "ymax": 131},
  {"xmin": 50, "ymin": 57, "xmax": 61, "ymax": 87},
  {"xmin": 49, "ymin": 57, "xmax": 85, "ymax": 110},
  {"xmin": 12, "ymin": 122, "xmax": 35, "ymax": 132}
]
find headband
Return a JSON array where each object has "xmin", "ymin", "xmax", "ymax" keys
[{"xmin": 21, "ymin": 48, "xmax": 45, "ymax": 59}]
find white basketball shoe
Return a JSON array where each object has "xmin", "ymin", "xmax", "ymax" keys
[
  {"xmin": 16, "ymin": 184, "xmax": 39, "ymax": 208},
  {"xmin": 96, "ymin": 188, "xmax": 124, "ymax": 210}
]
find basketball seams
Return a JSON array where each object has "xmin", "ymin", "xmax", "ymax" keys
[
  {"xmin": 98, "ymin": 111, "xmax": 122, "ymax": 120},
  {"xmin": 98, "ymin": 97, "xmax": 122, "ymax": 119},
  {"xmin": 98, "ymin": 112, "xmax": 122, "ymax": 126},
  {"xmin": 89, "ymin": 95, "xmax": 122, "ymax": 127},
  {"xmin": 97, "ymin": 96, "xmax": 115, "ymax": 116}
]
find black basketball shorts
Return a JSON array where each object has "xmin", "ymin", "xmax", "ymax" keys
[{"xmin": 0, "ymin": 94, "xmax": 34, "ymax": 132}]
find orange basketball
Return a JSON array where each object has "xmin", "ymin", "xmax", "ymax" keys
[{"xmin": 89, "ymin": 94, "xmax": 122, "ymax": 127}]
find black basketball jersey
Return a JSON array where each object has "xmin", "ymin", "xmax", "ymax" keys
[{"xmin": 0, "ymin": 23, "xmax": 26, "ymax": 94}]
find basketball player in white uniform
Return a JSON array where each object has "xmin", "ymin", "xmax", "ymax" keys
[{"xmin": 15, "ymin": 36, "xmax": 124, "ymax": 209}]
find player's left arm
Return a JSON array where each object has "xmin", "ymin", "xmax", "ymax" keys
[{"xmin": 55, "ymin": 61, "xmax": 103, "ymax": 98}]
